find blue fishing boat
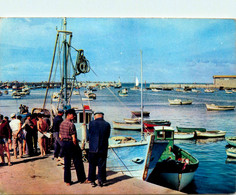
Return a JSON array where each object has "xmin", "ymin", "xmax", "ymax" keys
[{"xmin": 148, "ymin": 126, "xmax": 199, "ymax": 191}]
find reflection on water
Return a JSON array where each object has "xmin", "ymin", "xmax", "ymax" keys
[{"xmin": 195, "ymin": 137, "xmax": 225, "ymax": 144}]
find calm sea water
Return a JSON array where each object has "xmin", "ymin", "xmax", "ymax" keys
[{"xmin": 0, "ymin": 83, "xmax": 235, "ymax": 194}]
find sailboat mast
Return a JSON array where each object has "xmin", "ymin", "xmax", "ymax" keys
[
  {"xmin": 62, "ymin": 18, "xmax": 68, "ymax": 106},
  {"xmin": 140, "ymin": 50, "xmax": 144, "ymax": 140}
]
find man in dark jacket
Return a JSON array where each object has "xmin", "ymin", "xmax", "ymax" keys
[
  {"xmin": 88, "ymin": 112, "xmax": 111, "ymax": 187},
  {"xmin": 52, "ymin": 109, "xmax": 64, "ymax": 161}
]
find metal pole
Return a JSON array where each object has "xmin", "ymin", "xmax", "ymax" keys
[
  {"xmin": 43, "ymin": 33, "xmax": 59, "ymax": 109},
  {"xmin": 140, "ymin": 50, "xmax": 143, "ymax": 140}
]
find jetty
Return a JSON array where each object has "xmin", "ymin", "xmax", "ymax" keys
[{"xmin": 0, "ymin": 152, "xmax": 182, "ymax": 194}]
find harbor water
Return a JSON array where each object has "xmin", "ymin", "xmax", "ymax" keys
[{"xmin": 0, "ymin": 83, "xmax": 235, "ymax": 194}]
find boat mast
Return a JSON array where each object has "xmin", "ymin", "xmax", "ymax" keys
[{"xmin": 140, "ymin": 50, "xmax": 144, "ymax": 140}]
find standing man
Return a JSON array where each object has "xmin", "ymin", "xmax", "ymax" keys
[
  {"xmin": 59, "ymin": 109, "xmax": 86, "ymax": 186},
  {"xmin": 88, "ymin": 112, "xmax": 111, "ymax": 187},
  {"xmin": 0, "ymin": 114, "xmax": 12, "ymax": 166},
  {"xmin": 24, "ymin": 113, "xmax": 34, "ymax": 156},
  {"xmin": 9, "ymin": 113, "xmax": 23, "ymax": 159},
  {"xmin": 52, "ymin": 109, "xmax": 64, "ymax": 161}
]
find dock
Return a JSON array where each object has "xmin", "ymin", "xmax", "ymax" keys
[{"xmin": 0, "ymin": 152, "xmax": 182, "ymax": 194}]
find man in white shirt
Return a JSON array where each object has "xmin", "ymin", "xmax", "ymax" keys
[{"xmin": 9, "ymin": 113, "xmax": 23, "ymax": 158}]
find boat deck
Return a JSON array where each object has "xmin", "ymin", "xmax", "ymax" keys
[{"xmin": 0, "ymin": 151, "xmax": 182, "ymax": 194}]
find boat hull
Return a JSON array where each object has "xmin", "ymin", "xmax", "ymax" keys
[
  {"xmin": 195, "ymin": 130, "xmax": 226, "ymax": 139},
  {"xmin": 131, "ymin": 111, "xmax": 150, "ymax": 117},
  {"xmin": 107, "ymin": 135, "xmax": 168, "ymax": 180},
  {"xmin": 176, "ymin": 126, "xmax": 206, "ymax": 133},
  {"xmin": 174, "ymin": 132, "xmax": 195, "ymax": 140},
  {"xmin": 225, "ymin": 136, "xmax": 236, "ymax": 147},
  {"xmin": 112, "ymin": 121, "xmax": 141, "ymax": 130},
  {"xmin": 206, "ymin": 104, "xmax": 235, "ymax": 111},
  {"xmin": 226, "ymin": 148, "xmax": 236, "ymax": 158}
]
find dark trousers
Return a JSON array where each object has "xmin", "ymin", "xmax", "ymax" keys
[
  {"xmin": 88, "ymin": 152, "xmax": 107, "ymax": 183},
  {"xmin": 53, "ymin": 132, "xmax": 63, "ymax": 158},
  {"xmin": 61, "ymin": 141, "xmax": 86, "ymax": 183},
  {"xmin": 32, "ymin": 130, "xmax": 38, "ymax": 153},
  {"xmin": 26, "ymin": 132, "xmax": 34, "ymax": 156}
]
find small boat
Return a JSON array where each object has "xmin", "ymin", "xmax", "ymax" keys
[
  {"xmin": 148, "ymin": 126, "xmax": 199, "ymax": 191},
  {"xmin": 112, "ymin": 121, "xmax": 141, "ymax": 130},
  {"xmin": 130, "ymin": 77, "xmax": 140, "ymax": 90},
  {"xmin": 168, "ymin": 99, "xmax": 192, "ymax": 105},
  {"xmin": 174, "ymin": 132, "xmax": 195, "ymax": 140},
  {"xmin": 73, "ymin": 91, "xmax": 80, "ymax": 95},
  {"xmin": 225, "ymin": 89, "xmax": 233, "ymax": 94},
  {"xmin": 118, "ymin": 91, "xmax": 128, "ymax": 97},
  {"xmin": 82, "ymin": 97, "xmax": 93, "ymax": 101},
  {"xmin": 176, "ymin": 126, "xmax": 206, "ymax": 133},
  {"xmin": 131, "ymin": 111, "xmax": 150, "ymax": 117},
  {"xmin": 195, "ymin": 130, "xmax": 226, "ymax": 139},
  {"xmin": 191, "ymin": 89, "xmax": 201, "ymax": 93},
  {"xmin": 143, "ymin": 120, "xmax": 171, "ymax": 133},
  {"xmin": 4, "ymin": 90, "xmax": 8, "ymax": 95},
  {"xmin": 152, "ymin": 88, "xmax": 161, "ymax": 92},
  {"xmin": 225, "ymin": 136, "xmax": 236, "ymax": 147},
  {"xmin": 204, "ymin": 88, "xmax": 215, "ymax": 93},
  {"xmin": 123, "ymin": 118, "xmax": 140, "ymax": 124},
  {"xmin": 206, "ymin": 104, "xmax": 235, "ymax": 111},
  {"xmin": 226, "ymin": 148, "xmax": 236, "ymax": 158}
]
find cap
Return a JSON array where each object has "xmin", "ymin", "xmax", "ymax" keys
[
  {"xmin": 58, "ymin": 108, "xmax": 64, "ymax": 113},
  {"xmin": 94, "ymin": 111, "xmax": 104, "ymax": 115},
  {"xmin": 10, "ymin": 113, "xmax": 16, "ymax": 118},
  {"xmin": 26, "ymin": 113, "xmax": 31, "ymax": 117}
]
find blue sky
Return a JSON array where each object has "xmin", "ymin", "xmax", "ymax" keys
[{"xmin": 0, "ymin": 18, "xmax": 235, "ymax": 83}]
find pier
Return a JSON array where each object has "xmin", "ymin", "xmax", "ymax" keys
[{"xmin": 0, "ymin": 152, "xmax": 182, "ymax": 194}]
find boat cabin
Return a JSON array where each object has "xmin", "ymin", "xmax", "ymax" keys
[{"xmin": 154, "ymin": 126, "xmax": 175, "ymax": 161}]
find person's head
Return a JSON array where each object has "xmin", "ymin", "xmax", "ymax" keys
[
  {"xmin": 0, "ymin": 114, "xmax": 3, "ymax": 122},
  {"xmin": 58, "ymin": 109, "xmax": 64, "ymax": 116},
  {"xmin": 26, "ymin": 113, "xmax": 31, "ymax": 119},
  {"xmin": 65, "ymin": 109, "xmax": 76, "ymax": 120},
  {"xmin": 4, "ymin": 116, "xmax": 9, "ymax": 121},
  {"xmin": 10, "ymin": 113, "xmax": 16, "ymax": 119},
  {"xmin": 94, "ymin": 112, "xmax": 104, "ymax": 120},
  {"xmin": 37, "ymin": 112, "xmax": 43, "ymax": 120}
]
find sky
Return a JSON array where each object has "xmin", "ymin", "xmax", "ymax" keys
[{"xmin": 0, "ymin": 18, "xmax": 235, "ymax": 83}]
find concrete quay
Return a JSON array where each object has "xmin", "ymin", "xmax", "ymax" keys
[{"xmin": 0, "ymin": 152, "xmax": 182, "ymax": 194}]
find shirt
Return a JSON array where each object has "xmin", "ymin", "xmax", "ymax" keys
[
  {"xmin": 52, "ymin": 115, "xmax": 63, "ymax": 133},
  {"xmin": 9, "ymin": 119, "xmax": 21, "ymax": 135},
  {"xmin": 0, "ymin": 120, "xmax": 12, "ymax": 139},
  {"xmin": 59, "ymin": 119, "xmax": 76, "ymax": 140}
]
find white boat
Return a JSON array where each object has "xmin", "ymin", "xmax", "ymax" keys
[
  {"xmin": 73, "ymin": 91, "xmax": 80, "ymax": 95},
  {"xmin": 174, "ymin": 132, "xmax": 195, "ymax": 140},
  {"xmin": 226, "ymin": 148, "xmax": 236, "ymax": 158},
  {"xmin": 225, "ymin": 89, "xmax": 233, "ymax": 94},
  {"xmin": 206, "ymin": 104, "xmax": 235, "ymax": 111},
  {"xmin": 195, "ymin": 130, "xmax": 226, "ymax": 138},
  {"xmin": 152, "ymin": 88, "xmax": 161, "ymax": 92},
  {"xmin": 112, "ymin": 121, "xmax": 141, "ymax": 130},
  {"xmin": 82, "ymin": 97, "xmax": 93, "ymax": 101},
  {"xmin": 204, "ymin": 88, "xmax": 215, "ymax": 93},
  {"xmin": 130, "ymin": 77, "xmax": 140, "ymax": 90},
  {"xmin": 123, "ymin": 118, "xmax": 140, "ymax": 124},
  {"xmin": 192, "ymin": 89, "xmax": 201, "ymax": 93},
  {"xmin": 168, "ymin": 99, "xmax": 192, "ymax": 105}
]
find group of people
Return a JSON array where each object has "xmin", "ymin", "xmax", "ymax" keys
[
  {"xmin": 0, "ymin": 107, "xmax": 111, "ymax": 188},
  {"xmin": 0, "ymin": 111, "xmax": 50, "ymax": 166},
  {"xmin": 54, "ymin": 108, "xmax": 111, "ymax": 187}
]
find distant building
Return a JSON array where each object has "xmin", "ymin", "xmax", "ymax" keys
[{"xmin": 213, "ymin": 75, "xmax": 236, "ymax": 88}]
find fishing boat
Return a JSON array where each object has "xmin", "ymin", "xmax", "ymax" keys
[
  {"xmin": 131, "ymin": 111, "xmax": 150, "ymax": 117},
  {"xmin": 168, "ymin": 99, "xmax": 192, "ymax": 105},
  {"xmin": 118, "ymin": 88, "xmax": 128, "ymax": 97},
  {"xmin": 225, "ymin": 89, "xmax": 233, "ymax": 94},
  {"xmin": 205, "ymin": 104, "xmax": 235, "ymax": 111},
  {"xmin": 225, "ymin": 136, "xmax": 236, "ymax": 147},
  {"xmin": 195, "ymin": 130, "xmax": 226, "ymax": 139},
  {"xmin": 226, "ymin": 148, "xmax": 236, "ymax": 158},
  {"xmin": 174, "ymin": 132, "xmax": 195, "ymax": 140},
  {"xmin": 176, "ymin": 126, "xmax": 206, "ymax": 133},
  {"xmin": 148, "ymin": 126, "xmax": 199, "ymax": 191},
  {"xmin": 112, "ymin": 121, "xmax": 141, "ymax": 130},
  {"xmin": 143, "ymin": 120, "xmax": 171, "ymax": 133}
]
